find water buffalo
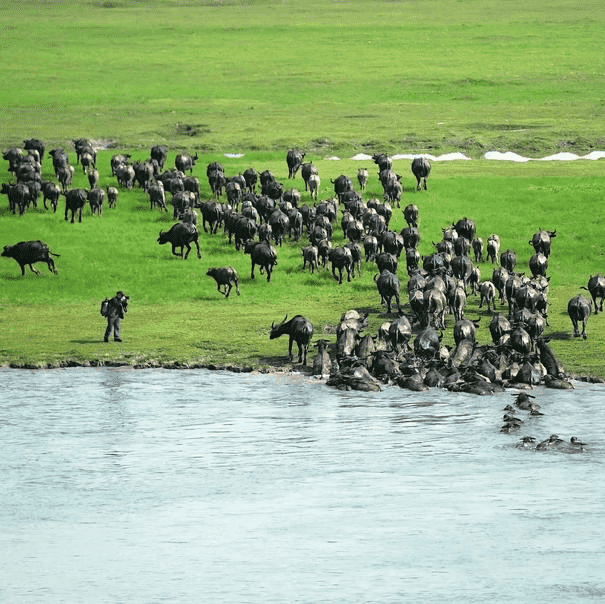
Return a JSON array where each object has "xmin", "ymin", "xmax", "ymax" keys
[
  {"xmin": 329, "ymin": 247, "xmax": 353, "ymax": 284},
  {"xmin": 286, "ymin": 149, "xmax": 305, "ymax": 179},
  {"xmin": 300, "ymin": 162, "xmax": 318, "ymax": 191},
  {"xmin": 479, "ymin": 281, "xmax": 497, "ymax": 312},
  {"xmin": 175, "ymin": 152, "xmax": 198, "ymax": 174},
  {"xmin": 151, "ymin": 145, "xmax": 168, "ymax": 170},
  {"xmin": 270, "ymin": 314, "xmax": 314, "ymax": 365},
  {"xmin": 411, "ymin": 157, "xmax": 431, "ymax": 190},
  {"xmin": 423, "ymin": 287, "xmax": 447, "ymax": 329},
  {"xmin": 357, "ymin": 168, "xmax": 369, "ymax": 190},
  {"xmin": 403, "ymin": 203, "xmax": 419, "ymax": 228},
  {"xmin": 372, "ymin": 153, "xmax": 392, "ymax": 172},
  {"xmin": 41, "ymin": 181, "xmax": 61, "ymax": 212},
  {"xmin": 401, "ymin": 225, "xmax": 420, "ymax": 250},
  {"xmin": 307, "ymin": 174, "xmax": 320, "ymax": 200},
  {"xmin": 405, "ymin": 247, "xmax": 420, "ymax": 275},
  {"xmin": 414, "ymin": 326, "xmax": 441, "ymax": 359},
  {"xmin": 388, "ymin": 315, "xmax": 412, "ymax": 353},
  {"xmin": 87, "ymin": 188, "xmax": 105, "ymax": 215},
  {"xmin": 489, "ymin": 312, "xmax": 511, "ymax": 344},
  {"xmin": 206, "ymin": 266, "xmax": 240, "ymax": 298},
  {"xmin": 245, "ymin": 240, "xmax": 278, "ymax": 281},
  {"xmin": 581, "ymin": 275, "xmax": 605, "ymax": 314},
  {"xmin": 1, "ymin": 240, "xmax": 59, "ymax": 276},
  {"xmin": 200, "ymin": 200, "xmax": 222, "ymax": 234},
  {"xmin": 567, "ymin": 294, "xmax": 592, "ymax": 339},
  {"xmin": 486, "ymin": 234, "xmax": 500, "ymax": 264},
  {"xmin": 302, "ymin": 245, "xmax": 319, "ymax": 273},
  {"xmin": 452, "ymin": 217, "xmax": 476, "ymax": 241},
  {"xmin": 331, "ymin": 174, "xmax": 353, "ymax": 201},
  {"xmin": 471, "ymin": 238, "xmax": 483, "ymax": 263},
  {"xmin": 375, "ymin": 270, "xmax": 401, "ymax": 314},
  {"xmin": 529, "ymin": 253, "xmax": 548, "ymax": 278},
  {"xmin": 1, "ymin": 181, "xmax": 30, "ymax": 215},
  {"xmin": 157, "ymin": 222, "xmax": 201, "ymax": 259},
  {"xmin": 530, "ymin": 229, "xmax": 556, "ymax": 257},
  {"xmin": 500, "ymin": 249, "xmax": 517, "ymax": 272},
  {"xmin": 312, "ymin": 339, "xmax": 332, "ymax": 377},
  {"xmin": 64, "ymin": 188, "xmax": 87, "ymax": 223},
  {"xmin": 148, "ymin": 184, "xmax": 167, "ymax": 212}
]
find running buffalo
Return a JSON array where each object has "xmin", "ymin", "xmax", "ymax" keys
[
  {"xmin": 157, "ymin": 222, "xmax": 202, "ymax": 259},
  {"xmin": 375, "ymin": 269, "xmax": 401, "ymax": 314},
  {"xmin": 2, "ymin": 240, "xmax": 59, "ymax": 276},
  {"xmin": 286, "ymin": 149, "xmax": 305, "ymax": 179},
  {"xmin": 270, "ymin": 314, "xmax": 314, "ymax": 365},
  {"xmin": 206, "ymin": 266, "xmax": 240, "ymax": 298},
  {"xmin": 244, "ymin": 240, "xmax": 278, "ymax": 281},
  {"xmin": 582, "ymin": 275, "xmax": 605, "ymax": 314},
  {"xmin": 411, "ymin": 157, "xmax": 431, "ymax": 190},
  {"xmin": 568, "ymin": 294, "xmax": 592, "ymax": 339}
]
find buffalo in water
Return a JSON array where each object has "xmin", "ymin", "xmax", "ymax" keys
[
  {"xmin": 568, "ymin": 295, "xmax": 592, "ymax": 339},
  {"xmin": 411, "ymin": 157, "xmax": 431, "ymax": 190},
  {"xmin": 270, "ymin": 315, "xmax": 314, "ymax": 365}
]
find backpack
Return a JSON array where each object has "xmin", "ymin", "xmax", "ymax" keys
[{"xmin": 100, "ymin": 298, "xmax": 110, "ymax": 317}]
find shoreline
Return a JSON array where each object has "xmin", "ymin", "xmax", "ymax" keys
[{"xmin": 3, "ymin": 358, "xmax": 604, "ymax": 385}]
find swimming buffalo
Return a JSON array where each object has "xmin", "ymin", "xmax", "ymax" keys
[
  {"xmin": 270, "ymin": 314, "xmax": 314, "ymax": 365},
  {"xmin": 1, "ymin": 240, "xmax": 59, "ymax": 276}
]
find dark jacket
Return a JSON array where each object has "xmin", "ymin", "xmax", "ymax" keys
[{"xmin": 107, "ymin": 295, "xmax": 127, "ymax": 319}]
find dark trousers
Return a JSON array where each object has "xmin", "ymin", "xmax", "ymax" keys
[{"xmin": 104, "ymin": 316, "xmax": 122, "ymax": 341}]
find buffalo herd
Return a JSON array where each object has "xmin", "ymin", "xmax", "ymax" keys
[{"xmin": 1, "ymin": 141, "xmax": 603, "ymax": 386}]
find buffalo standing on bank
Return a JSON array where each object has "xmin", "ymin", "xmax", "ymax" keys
[{"xmin": 270, "ymin": 315, "xmax": 314, "ymax": 365}]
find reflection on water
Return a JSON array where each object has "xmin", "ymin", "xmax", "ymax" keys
[{"xmin": 1, "ymin": 368, "xmax": 604, "ymax": 603}]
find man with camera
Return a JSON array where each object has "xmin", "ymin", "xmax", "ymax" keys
[{"xmin": 103, "ymin": 290, "xmax": 129, "ymax": 343}]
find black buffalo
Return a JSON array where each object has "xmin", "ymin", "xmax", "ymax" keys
[
  {"xmin": 270, "ymin": 314, "xmax": 314, "ymax": 365},
  {"xmin": 486, "ymin": 234, "xmax": 500, "ymax": 264},
  {"xmin": 375, "ymin": 270, "xmax": 401, "ymax": 314},
  {"xmin": 329, "ymin": 247, "xmax": 353, "ymax": 284},
  {"xmin": 151, "ymin": 145, "xmax": 168, "ymax": 170},
  {"xmin": 2, "ymin": 240, "xmax": 59, "ymax": 276},
  {"xmin": 244, "ymin": 240, "xmax": 278, "ymax": 281},
  {"xmin": 175, "ymin": 152, "xmax": 198, "ymax": 174},
  {"xmin": 64, "ymin": 188, "xmax": 87, "ymax": 223},
  {"xmin": 530, "ymin": 229, "xmax": 556, "ymax": 257},
  {"xmin": 286, "ymin": 149, "xmax": 305, "ymax": 179},
  {"xmin": 411, "ymin": 157, "xmax": 431, "ymax": 190},
  {"xmin": 403, "ymin": 203, "xmax": 419, "ymax": 228},
  {"xmin": 568, "ymin": 294, "xmax": 592, "ymax": 339},
  {"xmin": 206, "ymin": 266, "xmax": 240, "ymax": 298},
  {"xmin": 582, "ymin": 275, "xmax": 605, "ymax": 314},
  {"xmin": 157, "ymin": 222, "xmax": 201, "ymax": 259}
]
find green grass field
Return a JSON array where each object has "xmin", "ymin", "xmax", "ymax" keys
[{"xmin": 1, "ymin": 0, "xmax": 604, "ymax": 377}]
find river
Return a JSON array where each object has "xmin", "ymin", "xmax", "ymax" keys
[{"xmin": 1, "ymin": 368, "xmax": 604, "ymax": 603}]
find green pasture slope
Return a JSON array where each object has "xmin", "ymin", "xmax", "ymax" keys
[{"xmin": 1, "ymin": 0, "xmax": 604, "ymax": 377}]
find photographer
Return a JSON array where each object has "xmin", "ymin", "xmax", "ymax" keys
[{"xmin": 103, "ymin": 291, "xmax": 129, "ymax": 343}]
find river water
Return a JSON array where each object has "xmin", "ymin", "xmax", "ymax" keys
[{"xmin": 1, "ymin": 367, "xmax": 604, "ymax": 603}]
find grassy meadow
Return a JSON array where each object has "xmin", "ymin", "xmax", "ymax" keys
[{"xmin": 1, "ymin": 0, "xmax": 604, "ymax": 376}]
